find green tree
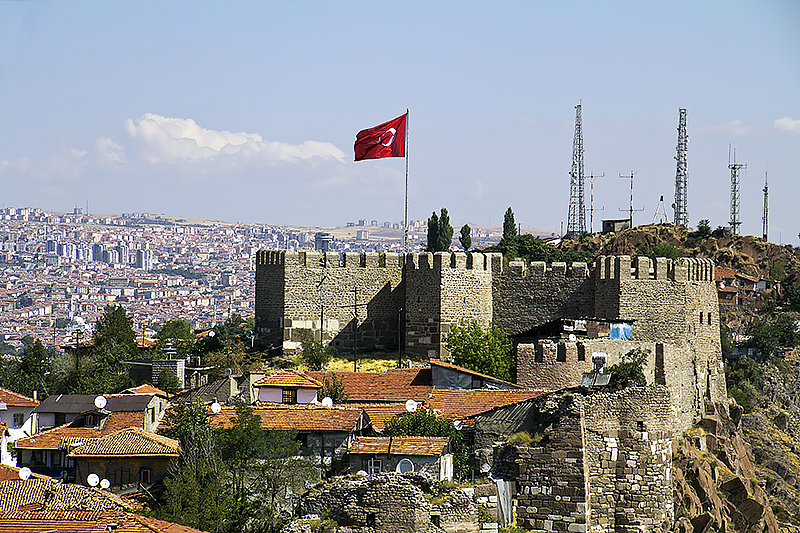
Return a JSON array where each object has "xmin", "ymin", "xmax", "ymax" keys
[
  {"xmin": 320, "ymin": 372, "xmax": 349, "ymax": 403},
  {"xmin": 459, "ymin": 224, "xmax": 472, "ymax": 251},
  {"xmin": 383, "ymin": 407, "xmax": 467, "ymax": 477},
  {"xmin": 426, "ymin": 208, "xmax": 453, "ymax": 253},
  {"xmin": 445, "ymin": 320, "xmax": 513, "ymax": 382},
  {"xmin": 503, "ymin": 207, "xmax": 517, "ymax": 239},
  {"xmin": 158, "ymin": 369, "xmax": 182, "ymax": 394},
  {"xmin": 746, "ymin": 313, "xmax": 800, "ymax": 359},
  {"xmin": 696, "ymin": 219, "xmax": 711, "ymax": 239},
  {"xmin": 725, "ymin": 356, "xmax": 764, "ymax": 412},
  {"xmin": 157, "ymin": 319, "xmax": 196, "ymax": 359},
  {"xmin": 13, "ymin": 339, "xmax": 51, "ymax": 398},
  {"xmin": 606, "ymin": 348, "xmax": 649, "ymax": 388},
  {"xmin": 93, "ymin": 305, "xmax": 138, "ymax": 358},
  {"xmin": 297, "ymin": 329, "xmax": 331, "ymax": 370}
]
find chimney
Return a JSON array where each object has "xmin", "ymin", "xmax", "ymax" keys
[{"xmin": 33, "ymin": 390, "xmax": 37, "ymax": 401}]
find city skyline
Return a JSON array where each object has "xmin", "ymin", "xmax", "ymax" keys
[{"xmin": 1, "ymin": 1, "xmax": 798, "ymax": 244}]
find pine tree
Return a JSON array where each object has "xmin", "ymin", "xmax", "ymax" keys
[
  {"xmin": 503, "ymin": 207, "xmax": 517, "ymax": 239},
  {"xmin": 459, "ymin": 224, "xmax": 472, "ymax": 251},
  {"xmin": 437, "ymin": 208, "xmax": 454, "ymax": 252},
  {"xmin": 426, "ymin": 211, "xmax": 440, "ymax": 252}
]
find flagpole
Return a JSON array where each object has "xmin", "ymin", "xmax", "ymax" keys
[{"xmin": 404, "ymin": 108, "xmax": 409, "ymax": 253}]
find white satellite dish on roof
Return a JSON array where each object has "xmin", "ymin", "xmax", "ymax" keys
[
  {"xmin": 19, "ymin": 467, "xmax": 31, "ymax": 480},
  {"xmin": 454, "ymin": 420, "xmax": 463, "ymax": 431},
  {"xmin": 94, "ymin": 396, "xmax": 107, "ymax": 409},
  {"xmin": 100, "ymin": 478, "xmax": 110, "ymax": 490},
  {"xmin": 87, "ymin": 473, "xmax": 100, "ymax": 487},
  {"xmin": 396, "ymin": 458, "xmax": 415, "ymax": 473},
  {"xmin": 321, "ymin": 397, "xmax": 333, "ymax": 408},
  {"xmin": 211, "ymin": 402, "xmax": 222, "ymax": 414},
  {"xmin": 405, "ymin": 399, "xmax": 417, "ymax": 413}
]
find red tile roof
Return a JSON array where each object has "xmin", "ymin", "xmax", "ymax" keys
[
  {"xmin": 0, "ymin": 387, "xmax": 38, "ymax": 407},
  {"xmin": 253, "ymin": 369, "xmax": 323, "ymax": 389},
  {"xmin": 0, "ymin": 464, "xmax": 52, "ymax": 482},
  {"xmin": 123, "ymin": 384, "xmax": 168, "ymax": 397},
  {"xmin": 426, "ymin": 389, "xmax": 548, "ymax": 424},
  {"xmin": 0, "ymin": 479, "xmax": 133, "ymax": 512},
  {"xmin": 349, "ymin": 436, "xmax": 450, "ymax": 456},
  {"xmin": 15, "ymin": 411, "xmax": 146, "ymax": 451},
  {"xmin": 346, "ymin": 403, "xmax": 409, "ymax": 432},
  {"xmin": 0, "ymin": 509, "xmax": 206, "ymax": 533},
  {"xmin": 307, "ymin": 368, "xmax": 433, "ymax": 403},
  {"xmin": 68, "ymin": 428, "xmax": 179, "ymax": 458},
  {"xmin": 208, "ymin": 404, "xmax": 366, "ymax": 432}
]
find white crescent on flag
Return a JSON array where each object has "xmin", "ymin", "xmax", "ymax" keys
[{"xmin": 379, "ymin": 128, "xmax": 397, "ymax": 146}]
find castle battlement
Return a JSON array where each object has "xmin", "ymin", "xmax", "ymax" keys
[
  {"xmin": 506, "ymin": 260, "xmax": 590, "ymax": 278},
  {"xmin": 594, "ymin": 255, "xmax": 714, "ymax": 282},
  {"xmin": 255, "ymin": 249, "xmax": 403, "ymax": 269},
  {"xmin": 402, "ymin": 251, "xmax": 503, "ymax": 273}
]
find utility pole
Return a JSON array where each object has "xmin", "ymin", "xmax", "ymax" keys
[
  {"xmin": 619, "ymin": 171, "xmax": 644, "ymax": 229},
  {"xmin": 588, "ymin": 172, "xmax": 604, "ymax": 233},
  {"xmin": 728, "ymin": 145, "xmax": 746, "ymax": 235},
  {"xmin": 762, "ymin": 160, "xmax": 768, "ymax": 242},
  {"xmin": 673, "ymin": 108, "xmax": 689, "ymax": 226},
  {"xmin": 344, "ymin": 288, "xmax": 367, "ymax": 372},
  {"xmin": 566, "ymin": 103, "xmax": 586, "ymax": 238}
]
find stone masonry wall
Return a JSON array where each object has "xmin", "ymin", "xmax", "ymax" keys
[
  {"xmin": 255, "ymin": 250, "xmax": 404, "ymax": 352},
  {"xmin": 515, "ymin": 394, "xmax": 588, "ymax": 533},
  {"xmin": 493, "ymin": 261, "xmax": 593, "ymax": 337},
  {"xmin": 580, "ymin": 387, "xmax": 674, "ymax": 533},
  {"xmin": 404, "ymin": 252, "xmax": 498, "ymax": 360}
]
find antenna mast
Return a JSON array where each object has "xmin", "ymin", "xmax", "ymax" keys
[
  {"xmin": 588, "ymin": 172, "xmax": 604, "ymax": 233},
  {"xmin": 673, "ymin": 108, "xmax": 689, "ymax": 226},
  {"xmin": 762, "ymin": 160, "xmax": 768, "ymax": 241},
  {"xmin": 618, "ymin": 171, "xmax": 644, "ymax": 229},
  {"xmin": 728, "ymin": 145, "xmax": 746, "ymax": 235},
  {"xmin": 566, "ymin": 103, "xmax": 586, "ymax": 238}
]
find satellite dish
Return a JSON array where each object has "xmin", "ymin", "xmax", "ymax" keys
[
  {"xmin": 19, "ymin": 467, "xmax": 31, "ymax": 480},
  {"xmin": 405, "ymin": 399, "xmax": 417, "ymax": 413},
  {"xmin": 568, "ymin": 333, "xmax": 577, "ymax": 342},
  {"xmin": 396, "ymin": 458, "xmax": 415, "ymax": 473},
  {"xmin": 454, "ymin": 420, "xmax": 463, "ymax": 431},
  {"xmin": 357, "ymin": 470, "xmax": 368, "ymax": 477},
  {"xmin": 208, "ymin": 330, "xmax": 216, "ymax": 337},
  {"xmin": 211, "ymin": 402, "xmax": 222, "ymax": 414},
  {"xmin": 321, "ymin": 397, "xmax": 333, "ymax": 408},
  {"xmin": 87, "ymin": 473, "xmax": 100, "ymax": 487},
  {"xmin": 94, "ymin": 396, "xmax": 107, "ymax": 409},
  {"xmin": 100, "ymin": 478, "xmax": 111, "ymax": 490}
]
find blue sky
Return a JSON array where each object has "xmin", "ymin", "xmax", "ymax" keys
[{"xmin": 1, "ymin": 1, "xmax": 798, "ymax": 243}]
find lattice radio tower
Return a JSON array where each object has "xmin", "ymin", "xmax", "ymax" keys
[
  {"xmin": 728, "ymin": 145, "xmax": 746, "ymax": 235},
  {"xmin": 673, "ymin": 108, "xmax": 689, "ymax": 226},
  {"xmin": 762, "ymin": 162, "xmax": 768, "ymax": 241},
  {"xmin": 566, "ymin": 103, "xmax": 586, "ymax": 238}
]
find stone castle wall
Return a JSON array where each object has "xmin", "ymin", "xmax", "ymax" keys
[{"xmin": 255, "ymin": 250, "xmax": 403, "ymax": 351}]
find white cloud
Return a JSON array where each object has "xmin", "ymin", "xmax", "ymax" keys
[
  {"xmin": 469, "ymin": 178, "xmax": 490, "ymax": 199},
  {"xmin": 94, "ymin": 137, "xmax": 127, "ymax": 164},
  {"xmin": 774, "ymin": 116, "xmax": 800, "ymax": 134},
  {"xmin": 124, "ymin": 113, "xmax": 345, "ymax": 164}
]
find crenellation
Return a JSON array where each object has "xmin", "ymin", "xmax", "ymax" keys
[
  {"xmin": 551, "ymin": 262, "xmax": 567, "ymax": 276},
  {"xmin": 568, "ymin": 262, "xmax": 588, "ymax": 278},
  {"xmin": 531, "ymin": 261, "xmax": 547, "ymax": 276},
  {"xmin": 509, "ymin": 260, "xmax": 526, "ymax": 276},
  {"xmin": 635, "ymin": 256, "xmax": 651, "ymax": 280},
  {"xmin": 452, "ymin": 251, "xmax": 467, "ymax": 269},
  {"xmin": 615, "ymin": 256, "xmax": 631, "ymax": 280}
]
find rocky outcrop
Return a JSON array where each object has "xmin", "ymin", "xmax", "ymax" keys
[
  {"xmin": 284, "ymin": 473, "xmax": 478, "ymax": 533},
  {"xmin": 672, "ymin": 400, "xmax": 779, "ymax": 533}
]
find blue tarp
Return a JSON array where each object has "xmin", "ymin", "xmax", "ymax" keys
[{"xmin": 609, "ymin": 322, "xmax": 632, "ymax": 340}]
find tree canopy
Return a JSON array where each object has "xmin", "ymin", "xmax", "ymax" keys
[
  {"xmin": 503, "ymin": 207, "xmax": 517, "ymax": 239},
  {"xmin": 383, "ymin": 407, "xmax": 467, "ymax": 477},
  {"xmin": 459, "ymin": 224, "xmax": 472, "ymax": 251},
  {"xmin": 93, "ymin": 305, "xmax": 138, "ymax": 357},
  {"xmin": 157, "ymin": 319, "xmax": 196, "ymax": 359},
  {"xmin": 445, "ymin": 320, "xmax": 513, "ymax": 382},
  {"xmin": 426, "ymin": 208, "xmax": 454, "ymax": 253}
]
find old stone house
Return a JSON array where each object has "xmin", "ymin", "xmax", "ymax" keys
[
  {"xmin": 68, "ymin": 427, "xmax": 179, "ymax": 492},
  {"xmin": 347, "ymin": 436, "xmax": 453, "ymax": 481}
]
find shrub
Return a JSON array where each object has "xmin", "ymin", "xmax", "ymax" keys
[
  {"xmin": 607, "ymin": 348, "xmax": 649, "ymax": 388},
  {"xmin": 297, "ymin": 329, "xmax": 332, "ymax": 370}
]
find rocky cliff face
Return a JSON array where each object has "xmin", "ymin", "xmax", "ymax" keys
[{"xmin": 672, "ymin": 400, "xmax": 779, "ymax": 533}]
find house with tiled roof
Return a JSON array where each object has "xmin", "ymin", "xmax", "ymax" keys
[
  {"xmin": 347, "ymin": 436, "xmax": 453, "ymax": 481},
  {"xmin": 208, "ymin": 403, "xmax": 370, "ymax": 474},
  {"xmin": 253, "ymin": 369, "xmax": 323, "ymax": 404},
  {"xmin": 0, "ymin": 463, "xmax": 52, "ymax": 482},
  {"xmin": 68, "ymin": 428, "xmax": 180, "ymax": 492},
  {"xmin": 306, "ymin": 368, "xmax": 433, "ymax": 403},
  {"xmin": 32, "ymin": 393, "xmax": 166, "ymax": 434},
  {"xmin": 14, "ymin": 410, "xmax": 147, "ymax": 480},
  {"xmin": 0, "ymin": 387, "xmax": 38, "ymax": 443}
]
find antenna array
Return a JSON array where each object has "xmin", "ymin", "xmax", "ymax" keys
[
  {"xmin": 762, "ymin": 164, "xmax": 768, "ymax": 241},
  {"xmin": 566, "ymin": 103, "xmax": 586, "ymax": 238},
  {"xmin": 673, "ymin": 108, "xmax": 689, "ymax": 226},
  {"xmin": 728, "ymin": 146, "xmax": 746, "ymax": 235}
]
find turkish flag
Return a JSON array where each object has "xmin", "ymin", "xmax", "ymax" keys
[{"xmin": 354, "ymin": 113, "xmax": 407, "ymax": 161}]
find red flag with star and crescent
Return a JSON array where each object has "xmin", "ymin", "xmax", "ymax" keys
[{"xmin": 354, "ymin": 113, "xmax": 407, "ymax": 161}]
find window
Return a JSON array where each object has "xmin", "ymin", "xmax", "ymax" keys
[
  {"xmin": 699, "ymin": 312, "xmax": 703, "ymax": 325},
  {"xmin": 13, "ymin": 413, "xmax": 24, "ymax": 428},
  {"xmin": 556, "ymin": 343, "xmax": 566, "ymax": 362},
  {"xmin": 282, "ymin": 389, "xmax": 297, "ymax": 404},
  {"xmin": 708, "ymin": 313, "xmax": 712, "ymax": 326},
  {"xmin": 85, "ymin": 414, "xmax": 100, "ymax": 427},
  {"xmin": 367, "ymin": 457, "xmax": 382, "ymax": 475},
  {"xmin": 139, "ymin": 468, "xmax": 151, "ymax": 483},
  {"xmin": 577, "ymin": 343, "xmax": 586, "ymax": 361},
  {"xmin": 54, "ymin": 413, "xmax": 66, "ymax": 426}
]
